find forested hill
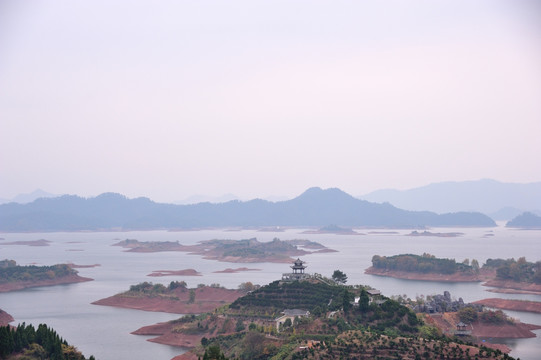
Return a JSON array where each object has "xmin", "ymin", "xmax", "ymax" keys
[{"xmin": 0, "ymin": 187, "xmax": 496, "ymax": 231}]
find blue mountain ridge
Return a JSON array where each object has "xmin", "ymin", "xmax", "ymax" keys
[{"xmin": 0, "ymin": 187, "xmax": 495, "ymax": 231}]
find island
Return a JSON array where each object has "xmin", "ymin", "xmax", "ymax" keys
[
  {"xmin": 506, "ymin": 211, "xmax": 541, "ymax": 228},
  {"xmin": 366, "ymin": 253, "xmax": 490, "ymax": 282},
  {"xmin": 147, "ymin": 269, "xmax": 202, "ymax": 277},
  {"xmin": 301, "ymin": 224, "xmax": 361, "ymax": 235},
  {"xmin": 113, "ymin": 237, "xmax": 336, "ymax": 263},
  {"xmin": 406, "ymin": 230, "xmax": 463, "ymax": 237},
  {"xmin": 92, "ymin": 282, "xmax": 245, "ymax": 314},
  {"xmin": 0, "ymin": 260, "xmax": 93, "ymax": 292},
  {"xmin": 366, "ymin": 254, "xmax": 541, "ymax": 296},
  {"xmin": 2, "ymin": 239, "xmax": 52, "ymax": 246}
]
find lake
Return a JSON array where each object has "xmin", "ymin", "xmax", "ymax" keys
[{"xmin": 1, "ymin": 224, "xmax": 540, "ymax": 359}]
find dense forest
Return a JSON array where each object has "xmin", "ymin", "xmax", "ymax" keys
[
  {"xmin": 485, "ymin": 257, "xmax": 541, "ymax": 284},
  {"xmin": 370, "ymin": 253, "xmax": 477, "ymax": 274},
  {"xmin": 0, "ymin": 323, "xmax": 93, "ymax": 360},
  {"xmin": 371, "ymin": 254, "xmax": 541, "ymax": 284},
  {"xmin": 0, "ymin": 260, "xmax": 77, "ymax": 283}
]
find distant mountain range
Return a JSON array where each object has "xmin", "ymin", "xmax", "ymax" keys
[
  {"xmin": 359, "ymin": 179, "xmax": 541, "ymax": 220},
  {"xmin": 0, "ymin": 189, "xmax": 58, "ymax": 205},
  {"xmin": 0, "ymin": 187, "xmax": 496, "ymax": 231}
]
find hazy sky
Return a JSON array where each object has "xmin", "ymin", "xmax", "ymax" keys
[{"xmin": 1, "ymin": 0, "xmax": 540, "ymax": 202}]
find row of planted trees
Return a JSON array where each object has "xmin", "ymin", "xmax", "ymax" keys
[{"xmin": 0, "ymin": 323, "xmax": 94, "ymax": 360}]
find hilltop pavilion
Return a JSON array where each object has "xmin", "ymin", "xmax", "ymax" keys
[{"xmin": 282, "ymin": 258, "xmax": 311, "ymax": 281}]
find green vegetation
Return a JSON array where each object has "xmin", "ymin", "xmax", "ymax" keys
[
  {"xmin": 128, "ymin": 280, "xmax": 187, "ymax": 295},
  {"xmin": 169, "ymin": 272, "xmax": 516, "ymax": 360},
  {"xmin": 485, "ymin": 257, "xmax": 541, "ymax": 284},
  {"xmin": 371, "ymin": 253, "xmax": 541, "ymax": 284},
  {"xmin": 191, "ymin": 275, "xmax": 511, "ymax": 359},
  {"xmin": 0, "ymin": 260, "xmax": 77, "ymax": 283},
  {"xmin": 0, "ymin": 323, "xmax": 94, "ymax": 360},
  {"xmin": 229, "ymin": 280, "xmax": 348, "ymax": 315},
  {"xmin": 331, "ymin": 270, "xmax": 347, "ymax": 284},
  {"xmin": 371, "ymin": 253, "xmax": 475, "ymax": 274},
  {"xmin": 208, "ymin": 238, "xmax": 301, "ymax": 259}
]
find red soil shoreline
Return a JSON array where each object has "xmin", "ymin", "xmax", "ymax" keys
[
  {"xmin": 364, "ymin": 267, "xmax": 490, "ymax": 282},
  {"xmin": 426, "ymin": 312, "xmax": 541, "ymax": 339},
  {"xmin": 0, "ymin": 274, "xmax": 93, "ymax": 293},
  {"xmin": 482, "ymin": 279, "xmax": 541, "ymax": 295},
  {"xmin": 0, "ymin": 309, "xmax": 14, "ymax": 326},
  {"xmin": 147, "ymin": 269, "xmax": 202, "ymax": 277},
  {"xmin": 92, "ymin": 287, "xmax": 244, "ymax": 314},
  {"xmin": 473, "ymin": 298, "xmax": 541, "ymax": 314}
]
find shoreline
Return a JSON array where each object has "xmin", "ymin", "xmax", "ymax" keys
[
  {"xmin": 473, "ymin": 298, "xmax": 541, "ymax": 314},
  {"xmin": 482, "ymin": 279, "xmax": 541, "ymax": 296},
  {"xmin": 0, "ymin": 274, "xmax": 93, "ymax": 293},
  {"xmin": 364, "ymin": 267, "xmax": 489, "ymax": 282},
  {"xmin": 0, "ymin": 308, "xmax": 14, "ymax": 326},
  {"xmin": 92, "ymin": 286, "xmax": 244, "ymax": 314}
]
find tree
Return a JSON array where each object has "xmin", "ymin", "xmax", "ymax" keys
[
  {"xmin": 332, "ymin": 270, "xmax": 347, "ymax": 284},
  {"xmin": 471, "ymin": 259, "xmax": 480, "ymax": 273},
  {"xmin": 458, "ymin": 307, "xmax": 478, "ymax": 324},
  {"xmin": 188, "ymin": 289, "xmax": 196, "ymax": 304},
  {"xmin": 283, "ymin": 318, "xmax": 292, "ymax": 328},
  {"xmin": 358, "ymin": 290, "xmax": 370, "ymax": 311},
  {"xmin": 238, "ymin": 282, "xmax": 256, "ymax": 292}
]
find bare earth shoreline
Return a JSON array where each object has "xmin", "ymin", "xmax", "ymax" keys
[
  {"xmin": 0, "ymin": 308, "xmax": 14, "ymax": 326},
  {"xmin": 365, "ymin": 267, "xmax": 541, "ymax": 297},
  {"xmin": 364, "ymin": 267, "xmax": 492, "ymax": 282},
  {"xmin": 92, "ymin": 287, "xmax": 244, "ymax": 314},
  {"xmin": 0, "ymin": 274, "xmax": 93, "ymax": 293}
]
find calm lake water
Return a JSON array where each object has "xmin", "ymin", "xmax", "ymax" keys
[{"xmin": 1, "ymin": 224, "xmax": 540, "ymax": 360}]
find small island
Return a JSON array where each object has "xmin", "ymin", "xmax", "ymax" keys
[
  {"xmin": 2, "ymin": 239, "xmax": 52, "ymax": 246},
  {"xmin": 506, "ymin": 211, "xmax": 541, "ymax": 228},
  {"xmin": 147, "ymin": 269, "xmax": 202, "ymax": 277},
  {"xmin": 406, "ymin": 230, "xmax": 463, "ymax": 237},
  {"xmin": 113, "ymin": 237, "xmax": 336, "ymax": 263},
  {"xmin": 92, "ymin": 282, "xmax": 245, "ymax": 314},
  {"xmin": 366, "ymin": 254, "xmax": 541, "ymax": 296},
  {"xmin": 366, "ymin": 253, "xmax": 490, "ymax": 282},
  {"xmin": 301, "ymin": 224, "xmax": 361, "ymax": 235},
  {"xmin": 0, "ymin": 260, "xmax": 92, "ymax": 292}
]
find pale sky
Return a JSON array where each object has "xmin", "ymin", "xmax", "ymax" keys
[{"xmin": 1, "ymin": 0, "xmax": 540, "ymax": 202}]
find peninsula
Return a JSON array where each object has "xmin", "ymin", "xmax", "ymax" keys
[
  {"xmin": 0, "ymin": 260, "xmax": 92, "ymax": 292},
  {"xmin": 92, "ymin": 282, "xmax": 244, "ymax": 314},
  {"xmin": 366, "ymin": 254, "xmax": 541, "ymax": 297}
]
